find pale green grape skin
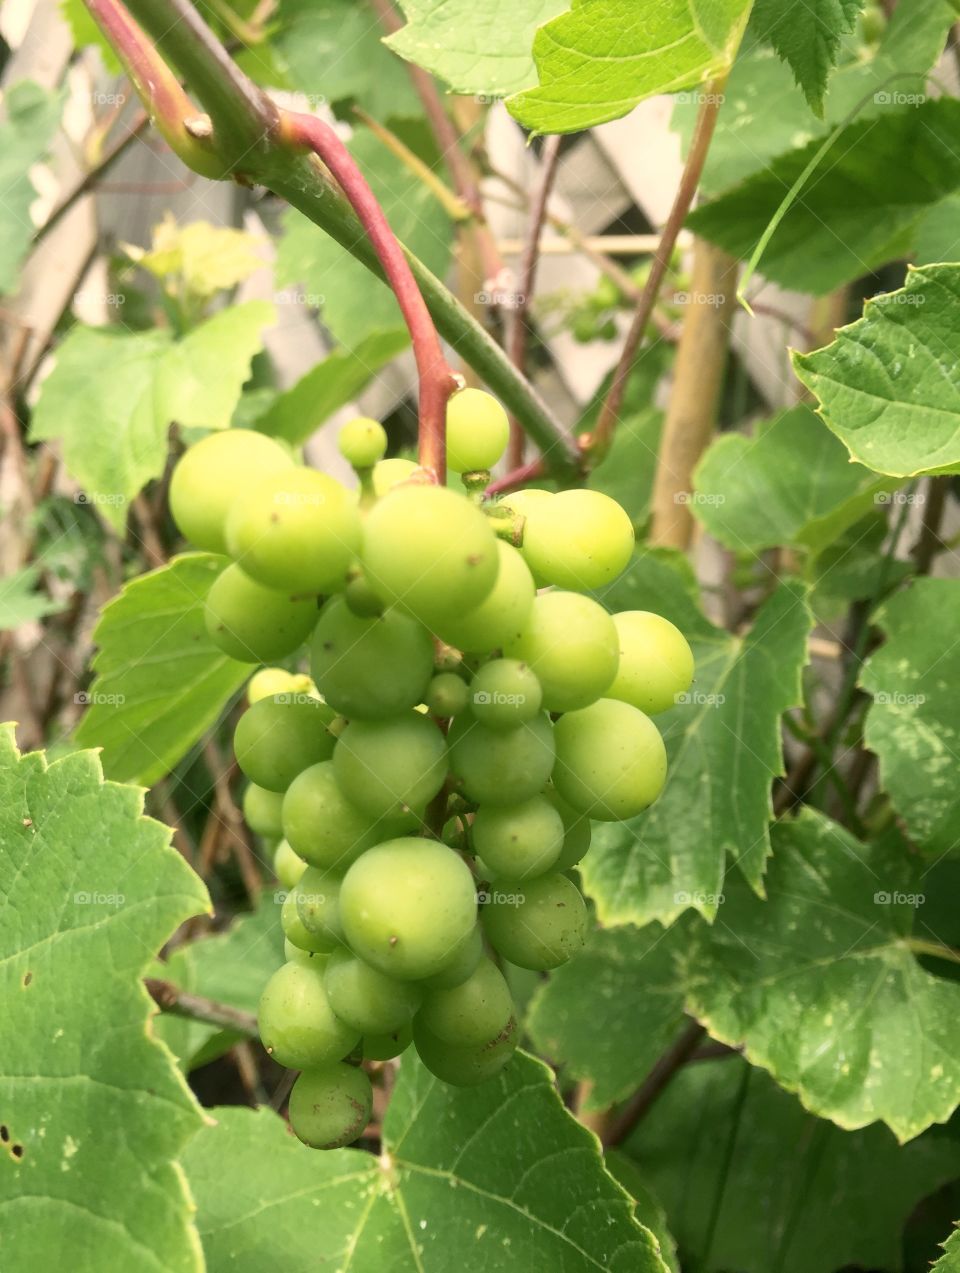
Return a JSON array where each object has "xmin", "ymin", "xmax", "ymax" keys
[
  {"xmin": 362, "ymin": 484, "xmax": 499, "ymax": 627},
  {"xmin": 472, "ymin": 797, "xmax": 564, "ymax": 880},
  {"xmin": 339, "ymin": 838, "xmax": 478, "ymax": 980},
  {"xmin": 323, "ymin": 948, "xmax": 422, "ymax": 1035},
  {"xmin": 225, "ymin": 467, "xmax": 361, "ymax": 595},
  {"xmin": 274, "ymin": 839, "xmax": 306, "ymax": 890},
  {"xmin": 310, "ymin": 596, "xmax": 434, "ymax": 719},
  {"xmin": 445, "ymin": 388, "xmax": 510, "ymax": 473},
  {"xmin": 247, "ymin": 667, "xmax": 315, "ymax": 704},
  {"xmin": 205, "ymin": 563, "xmax": 319, "ymax": 663},
  {"xmin": 169, "ymin": 428, "xmax": 293, "ymax": 553},
  {"xmin": 372, "ymin": 456, "xmax": 420, "ymax": 496},
  {"xmin": 481, "ymin": 873, "xmax": 587, "ymax": 971},
  {"xmin": 434, "ymin": 540, "xmax": 534, "ymax": 654},
  {"xmin": 295, "ymin": 866, "xmax": 345, "ymax": 949},
  {"xmin": 413, "ymin": 1015, "xmax": 517, "ymax": 1087},
  {"xmin": 242, "ymin": 783, "xmax": 285, "ymax": 838},
  {"xmin": 362, "ymin": 1025, "xmax": 412, "ymax": 1061},
  {"xmin": 608, "ymin": 610, "xmax": 695, "ymax": 715},
  {"xmin": 338, "ymin": 416, "xmax": 388, "ymax": 469},
  {"xmin": 419, "ymin": 923, "xmax": 484, "ymax": 990},
  {"xmin": 257, "ymin": 961, "xmax": 359, "ymax": 1068},
  {"xmin": 288, "ymin": 1063, "xmax": 372, "ymax": 1149},
  {"xmin": 284, "ymin": 939, "xmax": 327, "ymax": 968},
  {"xmin": 505, "ymin": 590, "xmax": 619, "ymax": 712},
  {"xmin": 426, "ymin": 672, "xmax": 470, "ymax": 719},
  {"xmin": 282, "ymin": 889, "xmax": 334, "ymax": 954},
  {"xmin": 546, "ymin": 789, "xmax": 592, "ymax": 870},
  {"xmin": 519, "ymin": 489, "xmax": 634, "ymax": 590},
  {"xmin": 417, "ymin": 957, "xmax": 514, "ymax": 1046},
  {"xmin": 447, "ymin": 711, "xmax": 554, "ymax": 807},
  {"xmin": 343, "ymin": 569, "xmax": 385, "ymax": 618},
  {"xmin": 234, "ymin": 694, "xmax": 335, "ymax": 792},
  {"xmin": 333, "ymin": 713, "xmax": 447, "ymax": 820},
  {"xmin": 281, "ymin": 761, "xmax": 381, "ymax": 870},
  {"xmin": 553, "ymin": 698, "xmax": 667, "ymax": 821},
  {"xmin": 469, "ymin": 659, "xmax": 542, "ymax": 730}
]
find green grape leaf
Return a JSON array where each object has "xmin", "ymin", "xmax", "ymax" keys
[
  {"xmin": 74, "ymin": 554, "xmax": 250, "ymax": 786},
  {"xmin": 684, "ymin": 809, "xmax": 960, "ymax": 1140},
  {"xmin": 128, "ymin": 217, "xmax": 265, "ymax": 300},
  {"xmin": 807, "ymin": 511, "xmax": 913, "ymax": 623},
  {"xmin": 0, "ymin": 565, "xmax": 64, "ymax": 630},
  {"xmin": 934, "ymin": 1227, "xmax": 960, "ymax": 1273},
  {"xmin": 915, "ymin": 191, "xmax": 960, "ymax": 265},
  {"xmin": 860, "ymin": 578, "xmax": 960, "ymax": 857},
  {"xmin": 258, "ymin": 330, "xmax": 410, "ymax": 444},
  {"xmin": 0, "ymin": 81, "xmax": 63, "ymax": 296},
  {"xmin": 184, "ymin": 1053, "xmax": 669, "ymax": 1271},
  {"xmin": 276, "ymin": 132, "xmax": 452, "ymax": 347},
  {"xmin": 628, "ymin": 1055, "xmax": 960, "ymax": 1273},
  {"xmin": 588, "ymin": 410, "xmax": 664, "ymax": 532},
  {"xmin": 603, "ymin": 1153, "xmax": 680, "ymax": 1273},
  {"xmin": 692, "ymin": 406, "xmax": 892, "ymax": 554},
  {"xmin": 688, "ymin": 99, "xmax": 960, "ymax": 296},
  {"xmin": 386, "ymin": 0, "xmax": 569, "ymax": 97},
  {"xmin": 0, "ymin": 726, "xmax": 208, "ymax": 1269},
  {"xmin": 794, "ymin": 264, "xmax": 960, "ymax": 476},
  {"xmin": 584, "ymin": 552, "xmax": 810, "ymax": 927},
  {"xmin": 508, "ymin": 0, "xmax": 752, "ymax": 136},
  {"xmin": 750, "ymin": 0, "xmax": 865, "ymax": 116},
  {"xmin": 29, "ymin": 304, "xmax": 273, "ymax": 530}
]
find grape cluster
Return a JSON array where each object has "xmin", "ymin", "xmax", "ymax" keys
[{"xmin": 169, "ymin": 388, "xmax": 693, "ymax": 1150}]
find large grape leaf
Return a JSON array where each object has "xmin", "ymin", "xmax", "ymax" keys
[
  {"xmin": 683, "ymin": 810, "xmax": 960, "ymax": 1141},
  {"xmin": 628, "ymin": 1055, "xmax": 960, "ymax": 1273},
  {"xmin": 688, "ymin": 100, "xmax": 960, "ymax": 296},
  {"xmin": 934, "ymin": 1227, "xmax": 960, "ymax": 1273},
  {"xmin": 0, "ymin": 82, "xmax": 63, "ymax": 296},
  {"xmin": 860, "ymin": 578, "xmax": 960, "ymax": 858},
  {"xmin": 0, "ymin": 726, "xmax": 208, "ymax": 1269},
  {"xmin": 386, "ymin": 0, "xmax": 568, "ymax": 97},
  {"xmin": 0, "ymin": 565, "xmax": 64, "ymax": 630},
  {"xmin": 749, "ymin": 0, "xmax": 864, "ymax": 116},
  {"xmin": 29, "ymin": 303, "xmax": 273, "ymax": 531},
  {"xmin": 794, "ymin": 264, "xmax": 960, "ymax": 477},
  {"xmin": 74, "ymin": 554, "xmax": 250, "ymax": 786},
  {"xmin": 692, "ymin": 406, "xmax": 892, "ymax": 554},
  {"xmin": 584, "ymin": 552, "xmax": 810, "ymax": 927},
  {"xmin": 508, "ymin": 0, "xmax": 752, "ymax": 135},
  {"xmin": 587, "ymin": 410, "xmax": 664, "ymax": 532},
  {"xmin": 183, "ymin": 1053, "xmax": 670, "ymax": 1271}
]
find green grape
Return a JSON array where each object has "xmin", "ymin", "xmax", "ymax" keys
[
  {"xmin": 448, "ymin": 711, "xmax": 554, "ymax": 807},
  {"xmin": 553, "ymin": 698, "xmax": 667, "ymax": 820},
  {"xmin": 169, "ymin": 428, "xmax": 293, "ymax": 554},
  {"xmin": 339, "ymin": 838, "xmax": 478, "ymax": 980},
  {"xmin": 343, "ymin": 569, "xmax": 385, "ymax": 618},
  {"xmin": 505, "ymin": 591, "xmax": 619, "ymax": 712},
  {"xmin": 426, "ymin": 672, "xmax": 470, "ymax": 718},
  {"xmin": 595, "ymin": 275, "xmax": 622, "ymax": 309},
  {"xmin": 362, "ymin": 1025, "xmax": 412, "ymax": 1061},
  {"xmin": 257, "ymin": 960, "xmax": 359, "ymax": 1068},
  {"xmin": 472, "ymin": 796, "xmax": 564, "ymax": 880},
  {"xmin": 274, "ymin": 839, "xmax": 306, "ymax": 890},
  {"xmin": 204, "ymin": 563, "xmax": 319, "ymax": 663},
  {"xmin": 333, "ymin": 713, "xmax": 447, "ymax": 820},
  {"xmin": 571, "ymin": 311, "xmax": 600, "ymax": 343},
  {"xmin": 281, "ymin": 761, "xmax": 381, "ymax": 871},
  {"xmin": 519, "ymin": 489, "xmax": 634, "ymax": 590},
  {"xmin": 247, "ymin": 667, "xmax": 315, "ymax": 704},
  {"xmin": 288, "ymin": 1063, "xmax": 372, "ymax": 1149},
  {"xmin": 234, "ymin": 694, "xmax": 336, "ymax": 792},
  {"xmin": 310, "ymin": 596, "xmax": 434, "ymax": 719},
  {"xmin": 225, "ymin": 467, "xmax": 361, "ymax": 595},
  {"xmin": 417, "ymin": 957, "xmax": 513, "ymax": 1046},
  {"xmin": 242, "ymin": 783, "xmax": 285, "ymax": 838},
  {"xmin": 372, "ymin": 456, "xmax": 420, "ymax": 496},
  {"xmin": 323, "ymin": 948, "xmax": 422, "ymax": 1035},
  {"xmin": 284, "ymin": 939, "xmax": 327, "ymax": 968},
  {"xmin": 445, "ymin": 388, "xmax": 510, "ymax": 473},
  {"xmin": 546, "ymin": 789, "xmax": 592, "ymax": 870},
  {"xmin": 338, "ymin": 416, "xmax": 387, "ymax": 469},
  {"xmin": 282, "ymin": 889, "xmax": 332, "ymax": 954},
  {"xmin": 413, "ymin": 1015, "xmax": 517, "ymax": 1087},
  {"xmin": 419, "ymin": 923, "xmax": 484, "ymax": 990},
  {"xmin": 433, "ymin": 540, "xmax": 535, "ymax": 654},
  {"xmin": 469, "ymin": 659, "xmax": 542, "ymax": 730},
  {"xmin": 295, "ymin": 866, "xmax": 345, "ymax": 950},
  {"xmin": 608, "ymin": 610, "xmax": 694, "ymax": 715},
  {"xmin": 362, "ymin": 484, "xmax": 499, "ymax": 627},
  {"xmin": 501, "ymin": 487, "xmax": 552, "ymax": 519},
  {"xmin": 481, "ymin": 873, "xmax": 587, "ymax": 970}
]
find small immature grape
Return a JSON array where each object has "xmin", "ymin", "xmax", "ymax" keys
[
  {"xmin": 204, "ymin": 563, "xmax": 319, "ymax": 663},
  {"xmin": 505, "ymin": 590, "xmax": 619, "ymax": 712},
  {"xmin": 469, "ymin": 659, "xmax": 542, "ymax": 730},
  {"xmin": 448, "ymin": 712, "xmax": 555, "ymax": 807},
  {"xmin": 242, "ymin": 783, "xmax": 285, "ymax": 838},
  {"xmin": 281, "ymin": 761, "xmax": 380, "ymax": 871},
  {"xmin": 289, "ymin": 1063, "xmax": 372, "ymax": 1149},
  {"xmin": 472, "ymin": 796, "xmax": 564, "ymax": 880},
  {"xmin": 339, "ymin": 838, "xmax": 478, "ymax": 980},
  {"xmin": 273, "ymin": 839, "xmax": 306, "ymax": 890},
  {"xmin": 372, "ymin": 456, "xmax": 420, "ymax": 496},
  {"xmin": 257, "ymin": 960, "xmax": 359, "ymax": 1068},
  {"xmin": 169, "ymin": 428, "xmax": 293, "ymax": 554},
  {"xmin": 234, "ymin": 694, "xmax": 336, "ymax": 792},
  {"xmin": 434, "ymin": 540, "xmax": 535, "ymax": 655},
  {"xmin": 546, "ymin": 789, "xmax": 592, "ymax": 870},
  {"xmin": 362, "ymin": 1026, "xmax": 412, "ymax": 1061},
  {"xmin": 247, "ymin": 667, "xmax": 315, "ymax": 704},
  {"xmin": 417, "ymin": 957, "xmax": 513, "ymax": 1047},
  {"xmin": 323, "ymin": 948, "xmax": 422, "ymax": 1035},
  {"xmin": 445, "ymin": 388, "xmax": 510, "ymax": 473},
  {"xmin": 295, "ymin": 866, "xmax": 346, "ymax": 950},
  {"xmin": 413, "ymin": 1015, "xmax": 517, "ymax": 1087},
  {"xmin": 481, "ymin": 873, "xmax": 587, "ymax": 970},
  {"xmin": 426, "ymin": 672, "xmax": 470, "ymax": 719},
  {"xmin": 553, "ymin": 698, "xmax": 667, "ymax": 820},
  {"xmin": 282, "ymin": 889, "xmax": 332, "ymax": 954},
  {"xmin": 518, "ymin": 489, "xmax": 634, "ymax": 590},
  {"xmin": 419, "ymin": 923, "xmax": 484, "ymax": 990},
  {"xmin": 338, "ymin": 416, "xmax": 387, "ymax": 469},
  {"xmin": 608, "ymin": 610, "xmax": 695, "ymax": 715},
  {"xmin": 343, "ymin": 569, "xmax": 385, "ymax": 618},
  {"xmin": 333, "ymin": 713, "xmax": 447, "ymax": 820}
]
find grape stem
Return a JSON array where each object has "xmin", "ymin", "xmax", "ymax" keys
[
  {"xmin": 279, "ymin": 111, "xmax": 458, "ymax": 483},
  {"xmin": 145, "ymin": 977, "xmax": 258, "ymax": 1038}
]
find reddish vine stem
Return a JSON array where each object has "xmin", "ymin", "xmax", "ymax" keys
[
  {"xmin": 280, "ymin": 111, "xmax": 458, "ymax": 483},
  {"xmin": 145, "ymin": 977, "xmax": 258, "ymax": 1037},
  {"xmin": 486, "ymin": 455, "xmax": 548, "ymax": 496}
]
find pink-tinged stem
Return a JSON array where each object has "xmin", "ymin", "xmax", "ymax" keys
[
  {"xmin": 281, "ymin": 110, "xmax": 457, "ymax": 485},
  {"xmin": 485, "ymin": 456, "xmax": 546, "ymax": 496}
]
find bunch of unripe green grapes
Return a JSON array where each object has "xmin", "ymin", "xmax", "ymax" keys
[{"xmin": 168, "ymin": 387, "xmax": 694, "ymax": 1151}]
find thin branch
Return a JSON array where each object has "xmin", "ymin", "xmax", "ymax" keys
[
  {"xmin": 145, "ymin": 976, "xmax": 258, "ymax": 1036},
  {"xmin": 911, "ymin": 475, "xmax": 950, "ymax": 575},
  {"xmin": 600, "ymin": 1020, "xmax": 706, "ymax": 1146}
]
